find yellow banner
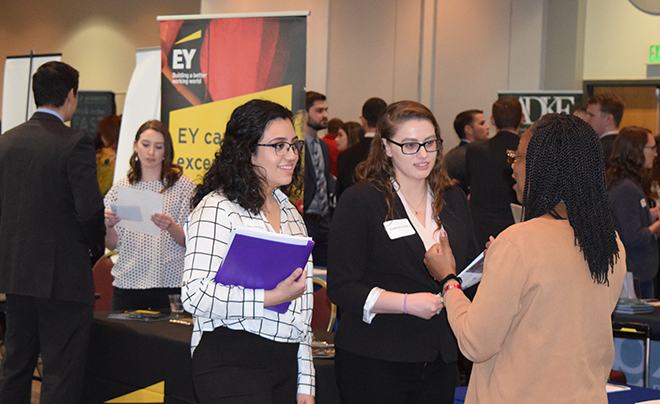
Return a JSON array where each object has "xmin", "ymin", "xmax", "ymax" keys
[{"xmin": 169, "ymin": 85, "xmax": 294, "ymax": 183}]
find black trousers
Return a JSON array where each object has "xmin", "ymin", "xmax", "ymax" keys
[
  {"xmin": 0, "ymin": 294, "xmax": 93, "ymax": 404},
  {"xmin": 335, "ymin": 347, "xmax": 458, "ymax": 404},
  {"xmin": 111, "ymin": 286, "xmax": 180, "ymax": 311},
  {"xmin": 192, "ymin": 326, "xmax": 299, "ymax": 404}
]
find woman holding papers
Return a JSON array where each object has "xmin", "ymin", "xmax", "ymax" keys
[
  {"xmin": 607, "ymin": 126, "xmax": 660, "ymax": 298},
  {"xmin": 182, "ymin": 100, "xmax": 315, "ymax": 404},
  {"xmin": 104, "ymin": 120, "xmax": 194, "ymax": 311},
  {"xmin": 327, "ymin": 101, "xmax": 479, "ymax": 404},
  {"xmin": 425, "ymin": 114, "xmax": 626, "ymax": 404}
]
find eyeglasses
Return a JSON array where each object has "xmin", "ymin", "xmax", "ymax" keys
[
  {"xmin": 256, "ymin": 140, "xmax": 305, "ymax": 156},
  {"xmin": 506, "ymin": 149, "xmax": 526, "ymax": 164},
  {"xmin": 387, "ymin": 138, "xmax": 442, "ymax": 155},
  {"xmin": 645, "ymin": 145, "xmax": 658, "ymax": 151}
]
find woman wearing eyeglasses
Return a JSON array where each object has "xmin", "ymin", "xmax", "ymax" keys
[
  {"xmin": 425, "ymin": 114, "xmax": 626, "ymax": 403},
  {"xmin": 327, "ymin": 101, "xmax": 479, "ymax": 404},
  {"xmin": 182, "ymin": 100, "xmax": 315, "ymax": 404},
  {"xmin": 607, "ymin": 126, "xmax": 660, "ymax": 298}
]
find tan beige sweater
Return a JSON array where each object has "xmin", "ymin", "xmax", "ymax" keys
[{"xmin": 445, "ymin": 217, "xmax": 626, "ymax": 404}]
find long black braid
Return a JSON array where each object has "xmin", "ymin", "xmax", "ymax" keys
[{"xmin": 522, "ymin": 113, "xmax": 619, "ymax": 284}]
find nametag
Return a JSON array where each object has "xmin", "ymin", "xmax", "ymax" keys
[
  {"xmin": 383, "ymin": 218, "xmax": 416, "ymax": 240},
  {"xmin": 244, "ymin": 223, "xmax": 268, "ymax": 232},
  {"xmin": 641, "ymin": 198, "xmax": 647, "ymax": 208}
]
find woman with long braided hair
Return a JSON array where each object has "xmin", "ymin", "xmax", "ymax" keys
[
  {"xmin": 607, "ymin": 126, "xmax": 660, "ymax": 298},
  {"xmin": 425, "ymin": 113, "xmax": 626, "ymax": 403}
]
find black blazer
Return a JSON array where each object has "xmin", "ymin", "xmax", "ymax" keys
[
  {"xmin": 303, "ymin": 136, "xmax": 334, "ymax": 212},
  {"xmin": 335, "ymin": 136, "xmax": 373, "ymax": 200},
  {"xmin": 466, "ymin": 130, "xmax": 520, "ymax": 247},
  {"xmin": 601, "ymin": 133, "xmax": 617, "ymax": 170},
  {"xmin": 0, "ymin": 112, "xmax": 105, "ymax": 304},
  {"xmin": 327, "ymin": 182, "xmax": 479, "ymax": 363},
  {"xmin": 444, "ymin": 140, "xmax": 470, "ymax": 195}
]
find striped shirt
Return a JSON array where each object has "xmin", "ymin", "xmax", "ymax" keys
[{"xmin": 182, "ymin": 189, "xmax": 315, "ymax": 396}]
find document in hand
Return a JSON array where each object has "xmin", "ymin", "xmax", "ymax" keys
[
  {"xmin": 458, "ymin": 251, "xmax": 484, "ymax": 289},
  {"xmin": 215, "ymin": 227, "xmax": 314, "ymax": 313}
]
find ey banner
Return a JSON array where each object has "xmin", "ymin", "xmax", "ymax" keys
[{"xmin": 159, "ymin": 12, "xmax": 308, "ymax": 183}]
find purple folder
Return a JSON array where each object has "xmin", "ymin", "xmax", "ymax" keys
[{"xmin": 214, "ymin": 228, "xmax": 314, "ymax": 313}]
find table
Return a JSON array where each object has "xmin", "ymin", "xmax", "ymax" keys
[
  {"xmin": 613, "ymin": 306, "xmax": 660, "ymax": 340},
  {"xmin": 81, "ymin": 312, "xmax": 341, "ymax": 404}
]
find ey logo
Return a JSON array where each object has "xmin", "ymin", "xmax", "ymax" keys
[{"xmin": 172, "ymin": 30, "xmax": 202, "ymax": 70}]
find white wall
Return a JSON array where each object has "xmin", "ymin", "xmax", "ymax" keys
[
  {"xmin": 584, "ymin": 0, "xmax": 660, "ymax": 79},
  {"xmin": 0, "ymin": 0, "xmax": 201, "ymax": 117},
  {"xmin": 200, "ymin": 0, "xmax": 592, "ymax": 149}
]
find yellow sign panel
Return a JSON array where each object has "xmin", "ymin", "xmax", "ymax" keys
[{"xmin": 169, "ymin": 85, "xmax": 293, "ymax": 183}]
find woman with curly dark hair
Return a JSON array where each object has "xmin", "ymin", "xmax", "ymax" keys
[
  {"xmin": 426, "ymin": 113, "xmax": 626, "ymax": 403},
  {"xmin": 327, "ymin": 100, "xmax": 479, "ymax": 404},
  {"xmin": 104, "ymin": 120, "xmax": 194, "ymax": 310},
  {"xmin": 607, "ymin": 125, "xmax": 660, "ymax": 298},
  {"xmin": 182, "ymin": 99, "xmax": 315, "ymax": 404}
]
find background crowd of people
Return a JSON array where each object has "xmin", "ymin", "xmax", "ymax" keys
[{"xmin": 0, "ymin": 60, "xmax": 656, "ymax": 404}]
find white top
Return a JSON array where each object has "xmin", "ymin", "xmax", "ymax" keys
[
  {"xmin": 182, "ymin": 189, "xmax": 315, "ymax": 396},
  {"xmin": 104, "ymin": 175, "xmax": 195, "ymax": 289}
]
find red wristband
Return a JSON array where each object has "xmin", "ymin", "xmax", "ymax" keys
[{"xmin": 442, "ymin": 283, "xmax": 462, "ymax": 296}]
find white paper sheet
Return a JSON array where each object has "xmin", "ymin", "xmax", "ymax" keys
[
  {"xmin": 113, "ymin": 186, "xmax": 164, "ymax": 237},
  {"xmin": 458, "ymin": 252, "xmax": 484, "ymax": 289},
  {"xmin": 606, "ymin": 383, "xmax": 631, "ymax": 393}
]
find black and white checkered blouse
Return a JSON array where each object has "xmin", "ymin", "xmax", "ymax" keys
[{"xmin": 182, "ymin": 188, "xmax": 315, "ymax": 396}]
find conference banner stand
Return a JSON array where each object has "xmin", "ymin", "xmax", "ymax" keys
[{"xmin": 158, "ymin": 11, "xmax": 308, "ymax": 184}]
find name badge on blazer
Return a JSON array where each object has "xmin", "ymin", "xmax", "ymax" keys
[
  {"xmin": 383, "ymin": 218, "xmax": 416, "ymax": 240},
  {"xmin": 641, "ymin": 198, "xmax": 647, "ymax": 208}
]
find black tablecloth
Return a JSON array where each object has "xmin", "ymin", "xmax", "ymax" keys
[
  {"xmin": 612, "ymin": 306, "xmax": 660, "ymax": 340},
  {"xmin": 82, "ymin": 312, "xmax": 340, "ymax": 404}
]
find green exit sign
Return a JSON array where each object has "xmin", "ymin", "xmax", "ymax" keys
[{"xmin": 651, "ymin": 45, "xmax": 660, "ymax": 63}]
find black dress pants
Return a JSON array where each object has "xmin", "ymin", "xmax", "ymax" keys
[
  {"xmin": 335, "ymin": 347, "xmax": 458, "ymax": 404},
  {"xmin": 192, "ymin": 326, "xmax": 299, "ymax": 404},
  {"xmin": 0, "ymin": 294, "xmax": 93, "ymax": 404}
]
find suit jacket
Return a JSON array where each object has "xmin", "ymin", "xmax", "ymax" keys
[
  {"xmin": 608, "ymin": 178, "xmax": 658, "ymax": 282},
  {"xmin": 0, "ymin": 112, "xmax": 105, "ymax": 304},
  {"xmin": 466, "ymin": 130, "xmax": 520, "ymax": 247},
  {"xmin": 303, "ymin": 135, "xmax": 334, "ymax": 212},
  {"xmin": 444, "ymin": 140, "xmax": 471, "ymax": 195},
  {"xmin": 335, "ymin": 136, "xmax": 373, "ymax": 199},
  {"xmin": 327, "ymin": 182, "xmax": 479, "ymax": 363},
  {"xmin": 600, "ymin": 133, "xmax": 617, "ymax": 170}
]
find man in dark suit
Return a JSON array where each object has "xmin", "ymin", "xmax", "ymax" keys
[
  {"xmin": 304, "ymin": 91, "xmax": 334, "ymax": 267},
  {"xmin": 444, "ymin": 109, "xmax": 490, "ymax": 195},
  {"xmin": 585, "ymin": 93, "xmax": 624, "ymax": 169},
  {"xmin": 335, "ymin": 97, "xmax": 387, "ymax": 199},
  {"xmin": 466, "ymin": 96, "xmax": 522, "ymax": 248},
  {"xmin": 0, "ymin": 61, "xmax": 105, "ymax": 403}
]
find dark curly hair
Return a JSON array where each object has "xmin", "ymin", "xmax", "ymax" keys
[
  {"xmin": 191, "ymin": 99, "xmax": 302, "ymax": 213},
  {"xmin": 356, "ymin": 100, "xmax": 456, "ymax": 230},
  {"xmin": 522, "ymin": 113, "xmax": 619, "ymax": 284},
  {"xmin": 606, "ymin": 125, "xmax": 654, "ymax": 200},
  {"xmin": 128, "ymin": 120, "xmax": 182, "ymax": 193}
]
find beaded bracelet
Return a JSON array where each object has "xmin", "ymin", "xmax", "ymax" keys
[{"xmin": 442, "ymin": 283, "xmax": 462, "ymax": 296}]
